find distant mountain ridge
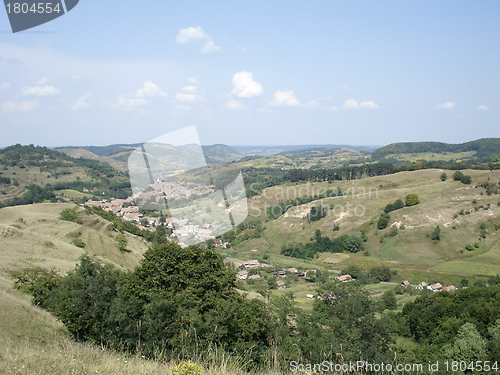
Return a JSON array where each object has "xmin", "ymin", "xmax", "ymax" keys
[
  {"xmin": 372, "ymin": 138, "xmax": 500, "ymax": 160},
  {"xmin": 232, "ymin": 144, "xmax": 378, "ymax": 156}
]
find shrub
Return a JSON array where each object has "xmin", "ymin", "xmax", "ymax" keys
[
  {"xmin": 465, "ymin": 244, "xmax": 474, "ymax": 251},
  {"xmin": 461, "ymin": 175, "xmax": 472, "ymax": 184},
  {"xmin": 115, "ymin": 234, "xmax": 128, "ymax": 251},
  {"xmin": 71, "ymin": 238, "xmax": 86, "ymax": 248},
  {"xmin": 405, "ymin": 193, "xmax": 420, "ymax": 207},
  {"xmin": 59, "ymin": 208, "xmax": 83, "ymax": 224},
  {"xmin": 378, "ymin": 213, "xmax": 390, "ymax": 230},
  {"xmin": 453, "ymin": 171, "xmax": 465, "ymax": 181},
  {"xmin": 440, "ymin": 172, "xmax": 448, "ymax": 181},
  {"xmin": 172, "ymin": 361, "xmax": 202, "ymax": 375},
  {"xmin": 431, "ymin": 225, "xmax": 441, "ymax": 241}
]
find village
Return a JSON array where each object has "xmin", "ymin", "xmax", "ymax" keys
[{"xmin": 82, "ymin": 180, "xmax": 222, "ymax": 247}]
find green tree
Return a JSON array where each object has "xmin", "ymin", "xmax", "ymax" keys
[
  {"xmin": 461, "ymin": 175, "xmax": 472, "ymax": 184},
  {"xmin": 440, "ymin": 172, "xmax": 448, "ymax": 181},
  {"xmin": 115, "ymin": 234, "xmax": 128, "ymax": 251},
  {"xmin": 453, "ymin": 171, "xmax": 465, "ymax": 181},
  {"xmin": 431, "ymin": 225, "xmax": 441, "ymax": 241},
  {"xmin": 59, "ymin": 208, "xmax": 83, "ymax": 224},
  {"xmin": 378, "ymin": 213, "xmax": 390, "ymax": 230},
  {"xmin": 443, "ymin": 322, "xmax": 487, "ymax": 363},
  {"xmin": 382, "ymin": 290, "xmax": 397, "ymax": 310},
  {"xmin": 405, "ymin": 193, "xmax": 420, "ymax": 206}
]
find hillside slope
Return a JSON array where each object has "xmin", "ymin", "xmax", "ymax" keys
[
  {"xmin": 372, "ymin": 138, "xmax": 500, "ymax": 160},
  {"xmin": 237, "ymin": 169, "xmax": 500, "ymax": 279}
]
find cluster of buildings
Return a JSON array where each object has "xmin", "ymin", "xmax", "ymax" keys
[
  {"xmin": 82, "ymin": 180, "xmax": 221, "ymax": 244},
  {"xmin": 402, "ymin": 281, "xmax": 457, "ymax": 292},
  {"xmin": 133, "ymin": 181, "xmax": 215, "ymax": 206}
]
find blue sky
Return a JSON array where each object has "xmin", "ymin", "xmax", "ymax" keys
[{"xmin": 0, "ymin": 0, "xmax": 499, "ymax": 147}]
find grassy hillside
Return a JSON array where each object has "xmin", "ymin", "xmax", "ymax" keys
[
  {"xmin": 0, "ymin": 203, "xmax": 281, "ymax": 374},
  {"xmin": 373, "ymin": 137, "xmax": 500, "ymax": 160},
  {"xmin": 0, "ymin": 145, "xmax": 132, "ymax": 205},
  {"xmin": 233, "ymin": 169, "xmax": 500, "ymax": 280}
]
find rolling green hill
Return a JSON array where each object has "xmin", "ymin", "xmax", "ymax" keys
[
  {"xmin": 0, "ymin": 145, "xmax": 132, "ymax": 205},
  {"xmin": 372, "ymin": 138, "xmax": 500, "ymax": 160}
]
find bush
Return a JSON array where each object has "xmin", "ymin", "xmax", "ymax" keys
[
  {"xmin": 405, "ymin": 193, "xmax": 420, "ymax": 207},
  {"xmin": 172, "ymin": 361, "xmax": 202, "ymax": 375},
  {"xmin": 453, "ymin": 171, "xmax": 465, "ymax": 181},
  {"xmin": 378, "ymin": 213, "xmax": 390, "ymax": 230},
  {"xmin": 115, "ymin": 234, "xmax": 128, "ymax": 251},
  {"xmin": 59, "ymin": 208, "xmax": 83, "ymax": 224},
  {"xmin": 440, "ymin": 172, "xmax": 448, "ymax": 181},
  {"xmin": 431, "ymin": 225, "xmax": 441, "ymax": 241},
  {"xmin": 384, "ymin": 199, "xmax": 404, "ymax": 213},
  {"xmin": 465, "ymin": 244, "xmax": 474, "ymax": 251},
  {"xmin": 71, "ymin": 238, "xmax": 86, "ymax": 248},
  {"xmin": 461, "ymin": 175, "xmax": 472, "ymax": 184}
]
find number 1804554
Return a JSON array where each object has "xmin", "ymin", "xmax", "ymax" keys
[{"xmin": 5, "ymin": 3, "xmax": 62, "ymax": 14}]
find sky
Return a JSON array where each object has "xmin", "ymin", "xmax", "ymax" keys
[{"xmin": 0, "ymin": 0, "xmax": 499, "ymax": 148}]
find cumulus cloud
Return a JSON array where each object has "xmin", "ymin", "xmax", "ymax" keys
[
  {"xmin": 2, "ymin": 100, "xmax": 39, "ymax": 113},
  {"xmin": 116, "ymin": 96, "xmax": 147, "ymax": 107},
  {"xmin": 175, "ymin": 92, "xmax": 203, "ymax": 103},
  {"xmin": 478, "ymin": 105, "xmax": 489, "ymax": 110},
  {"xmin": 176, "ymin": 26, "xmax": 220, "ymax": 53},
  {"xmin": 231, "ymin": 71, "xmax": 263, "ymax": 98},
  {"xmin": 436, "ymin": 101, "xmax": 455, "ymax": 109},
  {"xmin": 360, "ymin": 101, "xmax": 378, "ymax": 109},
  {"xmin": 37, "ymin": 77, "xmax": 47, "ymax": 85},
  {"xmin": 225, "ymin": 99, "xmax": 248, "ymax": 110},
  {"xmin": 0, "ymin": 83, "xmax": 11, "ymax": 89},
  {"xmin": 182, "ymin": 85, "xmax": 197, "ymax": 92},
  {"xmin": 21, "ymin": 85, "xmax": 60, "ymax": 97},
  {"xmin": 329, "ymin": 106, "xmax": 339, "ymax": 111},
  {"xmin": 175, "ymin": 104, "xmax": 190, "ymax": 110},
  {"xmin": 200, "ymin": 41, "xmax": 221, "ymax": 54},
  {"xmin": 268, "ymin": 90, "xmax": 301, "ymax": 107},
  {"xmin": 343, "ymin": 99, "xmax": 359, "ymax": 109},
  {"xmin": 176, "ymin": 26, "xmax": 210, "ymax": 44},
  {"xmin": 343, "ymin": 99, "xmax": 378, "ymax": 109},
  {"xmin": 188, "ymin": 77, "xmax": 198, "ymax": 84},
  {"xmin": 69, "ymin": 93, "xmax": 90, "ymax": 110},
  {"xmin": 136, "ymin": 81, "xmax": 167, "ymax": 98}
]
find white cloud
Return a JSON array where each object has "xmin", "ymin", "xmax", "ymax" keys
[
  {"xmin": 0, "ymin": 83, "xmax": 11, "ymax": 89},
  {"xmin": 226, "ymin": 99, "xmax": 248, "ymax": 110},
  {"xmin": 360, "ymin": 101, "xmax": 378, "ymax": 109},
  {"xmin": 305, "ymin": 100, "xmax": 320, "ymax": 108},
  {"xmin": 268, "ymin": 90, "xmax": 301, "ymax": 107},
  {"xmin": 436, "ymin": 101, "xmax": 455, "ymax": 109},
  {"xmin": 116, "ymin": 96, "xmax": 147, "ymax": 107},
  {"xmin": 2, "ymin": 100, "xmax": 39, "ymax": 113},
  {"xmin": 136, "ymin": 81, "xmax": 167, "ymax": 98},
  {"xmin": 182, "ymin": 85, "xmax": 197, "ymax": 92},
  {"xmin": 329, "ymin": 105, "xmax": 339, "ymax": 111},
  {"xmin": 343, "ymin": 99, "xmax": 359, "ymax": 109},
  {"xmin": 343, "ymin": 99, "xmax": 378, "ymax": 109},
  {"xmin": 176, "ymin": 26, "xmax": 210, "ymax": 44},
  {"xmin": 175, "ymin": 104, "xmax": 190, "ymax": 110},
  {"xmin": 21, "ymin": 85, "xmax": 60, "ymax": 97},
  {"xmin": 37, "ymin": 77, "xmax": 47, "ymax": 85},
  {"xmin": 231, "ymin": 71, "xmax": 263, "ymax": 98},
  {"xmin": 69, "ymin": 93, "xmax": 91, "ymax": 110},
  {"xmin": 478, "ymin": 105, "xmax": 489, "ymax": 110},
  {"xmin": 188, "ymin": 77, "xmax": 198, "ymax": 84},
  {"xmin": 175, "ymin": 92, "xmax": 202, "ymax": 103},
  {"xmin": 342, "ymin": 85, "xmax": 349, "ymax": 90},
  {"xmin": 237, "ymin": 46, "xmax": 247, "ymax": 53},
  {"xmin": 200, "ymin": 41, "xmax": 221, "ymax": 53}
]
